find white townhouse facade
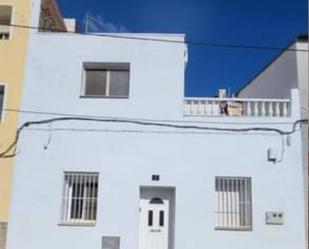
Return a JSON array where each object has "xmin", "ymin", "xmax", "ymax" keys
[{"xmin": 4, "ymin": 1, "xmax": 308, "ymax": 249}]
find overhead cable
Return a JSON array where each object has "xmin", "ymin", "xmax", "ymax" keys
[{"xmin": 6, "ymin": 23, "xmax": 309, "ymax": 52}]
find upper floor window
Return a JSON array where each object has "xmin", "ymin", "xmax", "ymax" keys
[
  {"xmin": 215, "ymin": 177, "xmax": 252, "ymax": 231},
  {"xmin": 61, "ymin": 172, "xmax": 99, "ymax": 225},
  {"xmin": 0, "ymin": 85, "xmax": 4, "ymax": 120},
  {"xmin": 83, "ymin": 63, "xmax": 130, "ymax": 98},
  {"xmin": 0, "ymin": 6, "xmax": 12, "ymax": 40}
]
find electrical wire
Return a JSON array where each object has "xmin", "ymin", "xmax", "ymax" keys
[
  {"xmin": 91, "ymin": 14, "xmax": 309, "ymax": 53},
  {"xmin": 25, "ymin": 127, "xmax": 284, "ymax": 136},
  {"xmin": 3, "ymin": 108, "xmax": 304, "ymax": 125},
  {"xmin": 0, "ymin": 116, "xmax": 307, "ymax": 158},
  {"xmin": 26, "ymin": 126, "xmax": 286, "ymax": 151},
  {"xmin": 6, "ymin": 23, "xmax": 309, "ymax": 52}
]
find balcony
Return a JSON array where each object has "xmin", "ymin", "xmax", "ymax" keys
[{"xmin": 184, "ymin": 97, "xmax": 291, "ymax": 117}]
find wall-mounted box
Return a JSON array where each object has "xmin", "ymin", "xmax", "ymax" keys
[
  {"xmin": 267, "ymin": 147, "xmax": 279, "ymax": 163},
  {"xmin": 102, "ymin": 236, "xmax": 120, "ymax": 249},
  {"xmin": 265, "ymin": 212, "xmax": 284, "ymax": 225}
]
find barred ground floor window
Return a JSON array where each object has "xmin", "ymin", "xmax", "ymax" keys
[
  {"xmin": 61, "ymin": 172, "xmax": 99, "ymax": 225},
  {"xmin": 215, "ymin": 177, "xmax": 252, "ymax": 230}
]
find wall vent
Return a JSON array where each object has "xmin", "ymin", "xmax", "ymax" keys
[{"xmin": 102, "ymin": 236, "xmax": 120, "ymax": 249}]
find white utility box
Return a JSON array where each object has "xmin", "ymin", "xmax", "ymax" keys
[{"xmin": 265, "ymin": 211, "xmax": 284, "ymax": 225}]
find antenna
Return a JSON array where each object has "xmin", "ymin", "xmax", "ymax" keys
[
  {"xmin": 227, "ymin": 87, "xmax": 231, "ymax": 98},
  {"xmin": 84, "ymin": 12, "xmax": 89, "ymax": 33}
]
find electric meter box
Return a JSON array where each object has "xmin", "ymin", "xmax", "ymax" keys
[{"xmin": 265, "ymin": 211, "xmax": 284, "ymax": 225}]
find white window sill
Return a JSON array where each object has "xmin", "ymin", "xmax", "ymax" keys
[
  {"xmin": 215, "ymin": 226, "xmax": 252, "ymax": 231},
  {"xmin": 80, "ymin": 95, "xmax": 129, "ymax": 99},
  {"xmin": 58, "ymin": 221, "xmax": 96, "ymax": 227}
]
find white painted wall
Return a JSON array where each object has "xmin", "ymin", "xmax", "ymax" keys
[
  {"xmin": 6, "ymin": 109, "xmax": 307, "ymax": 249},
  {"xmin": 5, "ymin": 1, "xmax": 308, "ymax": 249},
  {"xmin": 295, "ymin": 42, "xmax": 309, "ymax": 118}
]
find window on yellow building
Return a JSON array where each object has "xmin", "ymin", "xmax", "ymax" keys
[
  {"xmin": 0, "ymin": 85, "xmax": 4, "ymax": 119},
  {"xmin": 0, "ymin": 6, "xmax": 12, "ymax": 40}
]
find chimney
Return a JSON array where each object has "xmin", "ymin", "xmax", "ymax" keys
[
  {"xmin": 218, "ymin": 89, "xmax": 227, "ymax": 98},
  {"xmin": 63, "ymin": 18, "xmax": 77, "ymax": 33}
]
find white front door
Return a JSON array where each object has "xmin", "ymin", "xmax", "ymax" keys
[{"xmin": 139, "ymin": 197, "xmax": 169, "ymax": 249}]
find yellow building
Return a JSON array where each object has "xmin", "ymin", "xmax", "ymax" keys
[
  {"xmin": 0, "ymin": 1, "xmax": 31, "ymax": 248},
  {"xmin": 0, "ymin": 1, "xmax": 69, "ymax": 248}
]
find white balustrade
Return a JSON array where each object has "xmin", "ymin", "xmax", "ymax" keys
[{"xmin": 183, "ymin": 97, "xmax": 291, "ymax": 117}]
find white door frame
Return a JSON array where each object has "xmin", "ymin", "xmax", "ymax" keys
[{"xmin": 139, "ymin": 187, "xmax": 175, "ymax": 249}]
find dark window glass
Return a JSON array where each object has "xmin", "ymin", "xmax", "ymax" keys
[
  {"xmin": 149, "ymin": 198, "xmax": 164, "ymax": 204},
  {"xmin": 70, "ymin": 181, "xmax": 84, "ymax": 219},
  {"xmin": 159, "ymin": 210, "xmax": 164, "ymax": 226},
  {"xmin": 85, "ymin": 70, "xmax": 107, "ymax": 96},
  {"xmin": 109, "ymin": 70, "xmax": 129, "ymax": 96},
  {"xmin": 85, "ymin": 180, "xmax": 98, "ymax": 220},
  {"xmin": 148, "ymin": 210, "xmax": 153, "ymax": 226}
]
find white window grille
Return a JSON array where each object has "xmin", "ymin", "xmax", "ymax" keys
[
  {"xmin": 83, "ymin": 63, "xmax": 130, "ymax": 98},
  {"xmin": 0, "ymin": 6, "xmax": 12, "ymax": 40},
  {"xmin": 215, "ymin": 177, "xmax": 252, "ymax": 230},
  {"xmin": 61, "ymin": 172, "xmax": 99, "ymax": 225},
  {"xmin": 0, "ymin": 85, "xmax": 4, "ymax": 120}
]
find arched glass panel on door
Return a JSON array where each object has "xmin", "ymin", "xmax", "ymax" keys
[{"xmin": 149, "ymin": 198, "xmax": 164, "ymax": 204}]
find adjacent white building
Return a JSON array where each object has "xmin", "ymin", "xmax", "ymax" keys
[
  {"xmin": 238, "ymin": 36, "xmax": 308, "ymax": 115},
  {"xmin": 238, "ymin": 37, "xmax": 309, "ymax": 245},
  {"xmin": 238, "ymin": 36, "xmax": 308, "ymax": 153},
  {"xmin": 5, "ymin": 1, "xmax": 308, "ymax": 249}
]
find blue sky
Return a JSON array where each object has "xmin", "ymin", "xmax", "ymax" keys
[{"xmin": 58, "ymin": 0, "xmax": 308, "ymax": 97}]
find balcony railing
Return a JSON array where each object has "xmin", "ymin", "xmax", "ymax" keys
[{"xmin": 184, "ymin": 97, "xmax": 291, "ymax": 117}]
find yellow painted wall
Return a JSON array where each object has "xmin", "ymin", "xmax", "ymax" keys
[{"xmin": 0, "ymin": 0, "xmax": 31, "ymax": 222}]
